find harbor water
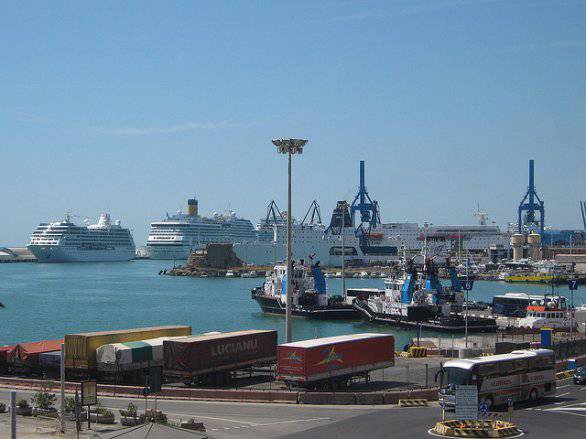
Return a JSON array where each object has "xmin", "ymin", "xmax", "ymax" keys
[{"xmin": 1, "ymin": 260, "xmax": 584, "ymax": 347}]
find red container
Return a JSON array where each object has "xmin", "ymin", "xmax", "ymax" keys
[
  {"xmin": 0, "ymin": 345, "xmax": 15, "ymax": 367},
  {"xmin": 9, "ymin": 339, "xmax": 64, "ymax": 368},
  {"xmin": 277, "ymin": 333, "xmax": 394, "ymax": 383}
]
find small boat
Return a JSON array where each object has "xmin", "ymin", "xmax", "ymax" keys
[
  {"xmin": 225, "ymin": 270, "xmax": 235, "ymax": 278},
  {"xmin": 251, "ymin": 261, "xmax": 360, "ymax": 320},
  {"xmin": 516, "ymin": 296, "xmax": 577, "ymax": 330},
  {"xmin": 334, "ymin": 271, "xmax": 342, "ymax": 278},
  {"xmin": 241, "ymin": 271, "xmax": 257, "ymax": 278},
  {"xmin": 359, "ymin": 271, "xmax": 369, "ymax": 279}
]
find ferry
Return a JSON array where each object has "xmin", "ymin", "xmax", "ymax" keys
[
  {"xmin": 146, "ymin": 198, "xmax": 257, "ymax": 260},
  {"xmin": 503, "ymin": 273, "xmax": 555, "ymax": 283},
  {"xmin": 28, "ymin": 214, "xmax": 135, "ymax": 262},
  {"xmin": 251, "ymin": 261, "xmax": 360, "ymax": 319}
]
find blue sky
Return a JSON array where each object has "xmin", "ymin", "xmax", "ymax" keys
[{"xmin": 1, "ymin": 0, "xmax": 585, "ymax": 245}]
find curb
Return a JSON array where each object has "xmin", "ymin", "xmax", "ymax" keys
[
  {"xmin": 433, "ymin": 420, "xmax": 522, "ymax": 438},
  {"xmin": 0, "ymin": 377, "xmax": 438, "ymax": 406}
]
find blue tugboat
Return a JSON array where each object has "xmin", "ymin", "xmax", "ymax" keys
[
  {"xmin": 251, "ymin": 260, "xmax": 359, "ymax": 320},
  {"xmin": 353, "ymin": 256, "xmax": 497, "ymax": 333}
]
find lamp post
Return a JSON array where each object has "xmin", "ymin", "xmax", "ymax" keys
[{"xmin": 272, "ymin": 138, "xmax": 307, "ymax": 343}]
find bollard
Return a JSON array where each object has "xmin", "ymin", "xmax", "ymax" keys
[{"xmin": 11, "ymin": 390, "xmax": 16, "ymax": 439}]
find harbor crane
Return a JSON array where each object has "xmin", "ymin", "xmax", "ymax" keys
[
  {"xmin": 580, "ymin": 201, "xmax": 586, "ymax": 231},
  {"xmin": 518, "ymin": 159, "xmax": 545, "ymax": 239}
]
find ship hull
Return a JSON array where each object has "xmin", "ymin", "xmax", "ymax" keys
[
  {"xmin": 146, "ymin": 243, "xmax": 193, "ymax": 260},
  {"xmin": 28, "ymin": 245, "xmax": 135, "ymax": 263},
  {"xmin": 353, "ymin": 300, "xmax": 497, "ymax": 333},
  {"xmin": 252, "ymin": 292, "xmax": 360, "ymax": 320}
]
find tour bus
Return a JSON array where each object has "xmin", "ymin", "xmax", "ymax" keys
[{"xmin": 438, "ymin": 349, "xmax": 556, "ymax": 410}]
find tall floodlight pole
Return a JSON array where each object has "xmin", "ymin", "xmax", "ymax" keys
[
  {"xmin": 340, "ymin": 201, "xmax": 348, "ymax": 299},
  {"xmin": 272, "ymin": 139, "xmax": 308, "ymax": 343}
]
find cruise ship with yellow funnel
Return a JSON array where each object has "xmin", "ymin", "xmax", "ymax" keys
[{"xmin": 146, "ymin": 198, "xmax": 257, "ymax": 260}]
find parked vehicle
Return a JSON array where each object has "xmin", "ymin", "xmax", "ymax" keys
[
  {"xmin": 65, "ymin": 326, "xmax": 192, "ymax": 377},
  {"xmin": 574, "ymin": 366, "xmax": 586, "ymax": 385},
  {"xmin": 277, "ymin": 333, "xmax": 395, "ymax": 390},
  {"xmin": 8, "ymin": 339, "xmax": 64, "ymax": 373},
  {"xmin": 164, "ymin": 330, "xmax": 277, "ymax": 385},
  {"xmin": 438, "ymin": 349, "xmax": 556, "ymax": 410}
]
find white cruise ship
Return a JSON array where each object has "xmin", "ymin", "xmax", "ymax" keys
[
  {"xmin": 234, "ymin": 201, "xmax": 404, "ymax": 266},
  {"xmin": 28, "ymin": 214, "xmax": 135, "ymax": 262},
  {"xmin": 146, "ymin": 198, "xmax": 257, "ymax": 260}
]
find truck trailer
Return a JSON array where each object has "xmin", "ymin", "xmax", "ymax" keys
[
  {"xmin": 65, "ymin": 325, "xmax": 192, "ymax": 377},
  {"xmin": 164, "ymin": 330, "xmax": 277, "ymax": 385},
  {"xmin": 277, "ymin": 333, "xmax": 395, "ymax": 390}
]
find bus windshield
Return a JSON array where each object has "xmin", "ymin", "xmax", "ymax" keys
[{"xmin": 443, "ymin": 367, "xmax": 474, "ymax": 387}]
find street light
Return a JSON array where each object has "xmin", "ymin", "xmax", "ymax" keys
[{"xmin": 272, "ymin": 138, "xmax": 308, "ymax": 343}]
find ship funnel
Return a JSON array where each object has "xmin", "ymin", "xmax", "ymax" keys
[{"xmin": 188, "ymin": 198, "xmax": 198, "ymax": 216}]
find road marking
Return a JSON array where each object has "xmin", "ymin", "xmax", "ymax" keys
[
  {"xmin": 556, "ymin": 392, "xmax": 570, "ymax": 398},
  {"xmin": 208, "ymin": 417, "xmax": 329, "ymax": 432},
  {"xmin": 253, "ymin": 417, "xmax": 330, "ymax": 427}
]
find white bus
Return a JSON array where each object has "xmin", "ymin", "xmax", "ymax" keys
[{"xmin": 438, "ymin": 349, "xmax": 556, "ymax": 410}]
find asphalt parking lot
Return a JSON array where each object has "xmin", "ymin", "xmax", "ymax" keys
[{"xmin": 1, "ymin": 377, "xmax": 585, "ymax": 438}]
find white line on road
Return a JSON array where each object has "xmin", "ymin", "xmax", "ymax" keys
[
  {"xmin": 556, "ymin": 392, "xmax": 570, "ymax": 398},
  {"xmin": 252, "ymin": 417, "xmax": 331, "ymax": 427}
]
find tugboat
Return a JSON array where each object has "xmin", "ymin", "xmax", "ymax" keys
[
  {"xmin": 353, "ymin": 256, "xmax": 497, "ymax": 333},
  {"xmin": 251, "ymin": 260, "xmax": 360, "ymax": 319}
]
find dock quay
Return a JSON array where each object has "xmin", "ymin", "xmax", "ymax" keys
[{"xmin": 0, "ymin": 247, "xmax": 36, "ymax": 263}]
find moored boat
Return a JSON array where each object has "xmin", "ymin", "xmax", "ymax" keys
[{"xmin": 251, "ymin": 261, "xmax": 360, "ymax": 319}]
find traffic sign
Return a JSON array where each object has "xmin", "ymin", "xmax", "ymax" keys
[
  {"xmin": 462, "ymin": 280, "xmax": 474, "ymax": 291},
  {"xmin": 80, "ymin": 380, "xmax": 97, "ymax": 406},
  {"xmin": 455, "ymin": 385, "xmax": 478, "ymax": 420},
  {"xmin": 568, "ymin": 279, "xmax": 578, "ymax": 290}
]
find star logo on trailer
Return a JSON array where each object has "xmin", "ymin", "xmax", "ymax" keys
[
  {"xmin": 316, "ymin": 347, "xmax": 344, "ymax": 366},
  {"xmin": 286, "ymin": 351, "xmax": 302, "ymax": 363}
]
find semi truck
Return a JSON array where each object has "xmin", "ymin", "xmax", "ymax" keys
[
  {"xmin": 277, "ymin": 333, "xmax": 395, "ymax": 390},
  {"xmin": 164, "ymin": 330, "xmax": 277, "ymax": 385}
]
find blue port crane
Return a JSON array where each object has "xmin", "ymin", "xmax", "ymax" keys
[
  {"xmin": 350, "ymin": 160, "xmax": 381, "ymax": 228},
  {"xmin": 518, "ymin": 159, "xmax": 545, "ymax": 239},
  {"xmin": 580, "ymin": 201, "xmax": 586, "ymax": 231}
]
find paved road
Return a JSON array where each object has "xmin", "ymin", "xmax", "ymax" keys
[{"xmin": 2, "ymin": 377, "xmax": 586, "ymax": 438}]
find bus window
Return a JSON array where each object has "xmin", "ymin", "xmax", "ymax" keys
[
  {"xmin": 478, "ymin": 363, "xmax": 498, "ymax": 376},
  {"xmin": 513, "ymin": 359, "xmax": 528, "ymax": 372},
  {"xmin": 499, "ymin": 360, "xmax": 515, "ymax": 374},
  {"xmin": 445, "ymin": 367, "xmax": 473, "ymax": 386}
]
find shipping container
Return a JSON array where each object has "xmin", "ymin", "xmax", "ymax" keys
[
  {"xmin": 9, "ymin": 339, "xmax": 64, "ymax": 369},
  {"xmin": 277, "ymin": 333, "xmax": 394, "ymax": 389},
  {"xmin": 38, "ymin": 350, "xmax": 62, "ymax": 369},
  {"xmin": 164, "ymin": 330, "xmax": 277, "ymax": 382},
  {"xmin": 65, "ymin": 326, "xmax": 191, "ymax": 372}
]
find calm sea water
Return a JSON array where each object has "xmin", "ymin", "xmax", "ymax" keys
[{"xmin": 1, "ymin": 260, "xmax": 584, "ymax": 348}]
